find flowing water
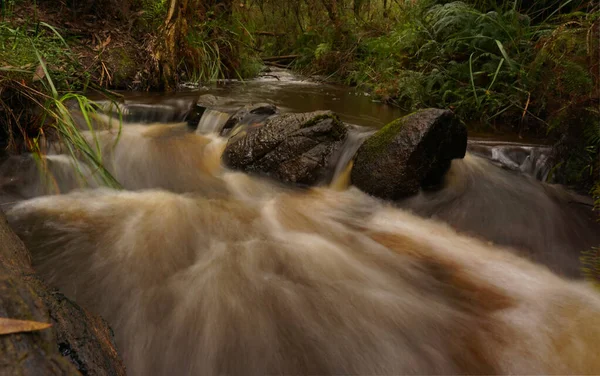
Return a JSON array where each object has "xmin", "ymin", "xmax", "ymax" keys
[
  {"xmin": 196, "ymin": 109, "xmax": 233, "ymax": 135},
  {"xmin": 2, "ymin": 68, "xmax": 600, "ymax": 375},
  {"xmin": 88, "ymin": 68, "xmax": 555, "ymax": 183}
]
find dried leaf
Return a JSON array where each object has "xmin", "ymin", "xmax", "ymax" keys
[
  {"xmin": 0, "ymin": 317, "xmax": 52, "ymax": 336},
  {"xmin": 32, "ymin": 63, "xmax": 46, "ymax": 82},
  {"xmin": 102, "ymin": 35, "xmax": 112, "ymax": 49}
]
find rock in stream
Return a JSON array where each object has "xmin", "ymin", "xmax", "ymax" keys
[
  {"xmin": 351, "ymin": 109, "xmax": 467, "ymax": 200},
  {"xmin": 222, "ymin": 111, "xmax": 347, "ymax": 185}
]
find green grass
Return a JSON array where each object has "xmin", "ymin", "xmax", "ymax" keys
[
  {"xmin": 0, "ymin": 21, "xmax": 91, "ymax": 88},
  {"xmin": 1, "ymin": 19, "xmax": 122, "ymax": 189}
]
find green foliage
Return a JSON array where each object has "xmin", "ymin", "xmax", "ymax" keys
[
  {"xmin": 1, "ymin": 0, "xmax": 17, "ymax": 17},
  {"xmin": 582, "ymin": 150, "xmax": 600, "ymax": 289},
  {"xmin": 0, "ymin": 21, "xmax": 88, "ymax": 88},
  {"xmin": 315, "ymin": 42, "xmax": 332, "ymax": 60},
  {"xmin": 185, "ymin": 22, "xmax": 233, "ymax": 83},
  {"xmin": 168, "ymin": 5, "xmax": 261, "ymax": 84},
  {"xmin": 136, "ymin": 0, "xmax": 169, "ymax": 31},
  {"xmin": 246, "ymin": 0, "xmax": 598, "ymax": 192},
  {"xmin": 353, "ymin": 1, "xmax": 539, "ymax": 123},
  {"xmin": 0, "ymin": 19, "xmax": 121, "ymax": 188},
  {"xmin": 41, "ymin": 91, "xmax": 122, "ymax": 188}
]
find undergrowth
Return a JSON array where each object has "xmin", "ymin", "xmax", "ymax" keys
[{"xmin": 0, "ymin": 19, "xmax": 121, "ymax": 188}]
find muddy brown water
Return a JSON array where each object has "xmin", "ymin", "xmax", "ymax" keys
[{"xmin": 1, "ymin": 68, "xmax": 600, "ymax": 376}]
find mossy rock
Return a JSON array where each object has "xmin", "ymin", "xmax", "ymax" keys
[
  {"xmin": 105, "ymin": 47, "xmax": 139, "ymax": 89},
  {"xmin": 351, "ymin": 109, "xmax": 467, "ymax": 200}
]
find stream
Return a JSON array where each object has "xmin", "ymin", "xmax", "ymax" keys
[
  {"xmin": 1, "ymin": 67, "xmax": 599, "ymax": 376},
  {"xmin": 92, "ymin": 67, "xmax": 553, "ymax": 182}
]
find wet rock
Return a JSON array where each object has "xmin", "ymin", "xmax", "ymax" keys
[
  {"xmin": 223, "ymin": 111, "xmax": 347, "ymax": 185},
  {"xmin": 0, "ymin": 212, "xmax": 125, "ymax": 375},
  {"xmin": 184, "ymin": 103, "xmax": 205, "ymax": 128},
  {"xmin": 351, "ymin": 109, "xmax": 467, "ymax": 200},
  {"xmin": 196, "ymin": 94, "xmax": 221, "ymax": 108},
  {"xmin": 196, "ymin": 94, "xmax": 239, "ymax": 109},
  {"xmin": 220, "ymin": 103, "xmax": 278, "ymax": 136}
]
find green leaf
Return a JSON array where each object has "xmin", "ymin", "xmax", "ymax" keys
[{"xmin": 495, "ymin": 40, "xmax": 515, "ymax": 70}]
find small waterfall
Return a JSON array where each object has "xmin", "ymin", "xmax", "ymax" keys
[
  {"xmin": 196, "ymin": 109, "xmax": 232, "ymax": 135},
  {"xmin": 521, "ymin": 147, "xmax": 551, "ymax": 181},
  {"xmin": 329, "ymin": 127, "xmax": 374, "ymax": 190},
  {"xmin": 97, "ymin": 98, "xmax": 195, "ymax": 124},
  {"xmin": 467, "ymin": 141, "xmax": 552, "ymax": 181}
]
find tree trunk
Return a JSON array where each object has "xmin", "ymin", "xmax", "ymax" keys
[
  {"xmin": 353, "ymin": 0, "xmax": 362, "ymax": 17},
  {"xmin": 153, "ymin": 0, "xmax": 191, "ymax": 90},
  {"xmin": 320, "ymin": 0, "xmax": 339, "ymax": 26},
  {"xmin": 154, "ymin": 0, "xmax": 233, "ymax": 90},
  {"xmin": 294, "ymin": 1, "xmax": 304, "ymax": 32}
]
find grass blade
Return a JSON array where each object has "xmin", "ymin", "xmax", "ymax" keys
[{"xmin": 469, "ymin": 52, "xmax": 479, "ymax": 106}]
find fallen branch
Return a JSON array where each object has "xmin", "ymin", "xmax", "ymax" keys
[
  {"xmin": 264, "ymin": 61, "xmax": 291, "ymax": 68},
  {"xmin": 262, "ymin": 54, "xmax": 301, "ymax": 62},
  {"xmin": 255, "ymin": 31, "xmax": 284, "ymax": 36}
]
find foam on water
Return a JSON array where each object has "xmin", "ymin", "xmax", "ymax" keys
[{"xmin": 7, "ymin": 181, "xmax": 600, "ymax": 375}]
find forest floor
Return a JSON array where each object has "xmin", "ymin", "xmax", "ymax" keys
[{"xmin": 2, "ymin": 2, "xmax": 154, "ymax": 90}]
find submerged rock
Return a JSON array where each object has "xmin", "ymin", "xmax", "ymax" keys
[
  {"xmin": 223, "ymin": 111, "xmax": 347, "ymax": 185},
  {"xmin": 220, "ymin": 103, "xmax": 278, "ymax": 136},
  {"xmin": 351, "ymin": 109, "xmax": 467, "ymax": 200},
  {"xmin": 196, "ymin": 94, "xmax": 236, "ymax": 108}
]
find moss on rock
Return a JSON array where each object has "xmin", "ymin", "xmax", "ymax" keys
[{"xmin": 351, "ymin": 108, "xmax": 467, "ymax": 200}]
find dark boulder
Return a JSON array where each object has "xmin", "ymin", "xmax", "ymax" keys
[
  {"xmin": 220, "ymin": 103, "xmax": 278, "ymax": 136},
  {"xmin": 0, "ymin": 212, "xmax": 125, "ymax": 375},
  {"xmin": 351, "ymin": 109, "xmax": 467, "ymax": 200},
  {"xmin": 223, "ymin": 111, "xmax": 347, "ymax": 185}
]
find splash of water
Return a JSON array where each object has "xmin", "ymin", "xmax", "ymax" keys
[
  {"xmin": 329, "ymin": 126, "xmax": 374, "ymax": 190},
  {"xmin": 468, "ymin": 141, "xmax": 552, "ymax": 181},
  {"xmin": 7, "ymin": 181, "xmax": 600, "ymax": 375}
]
